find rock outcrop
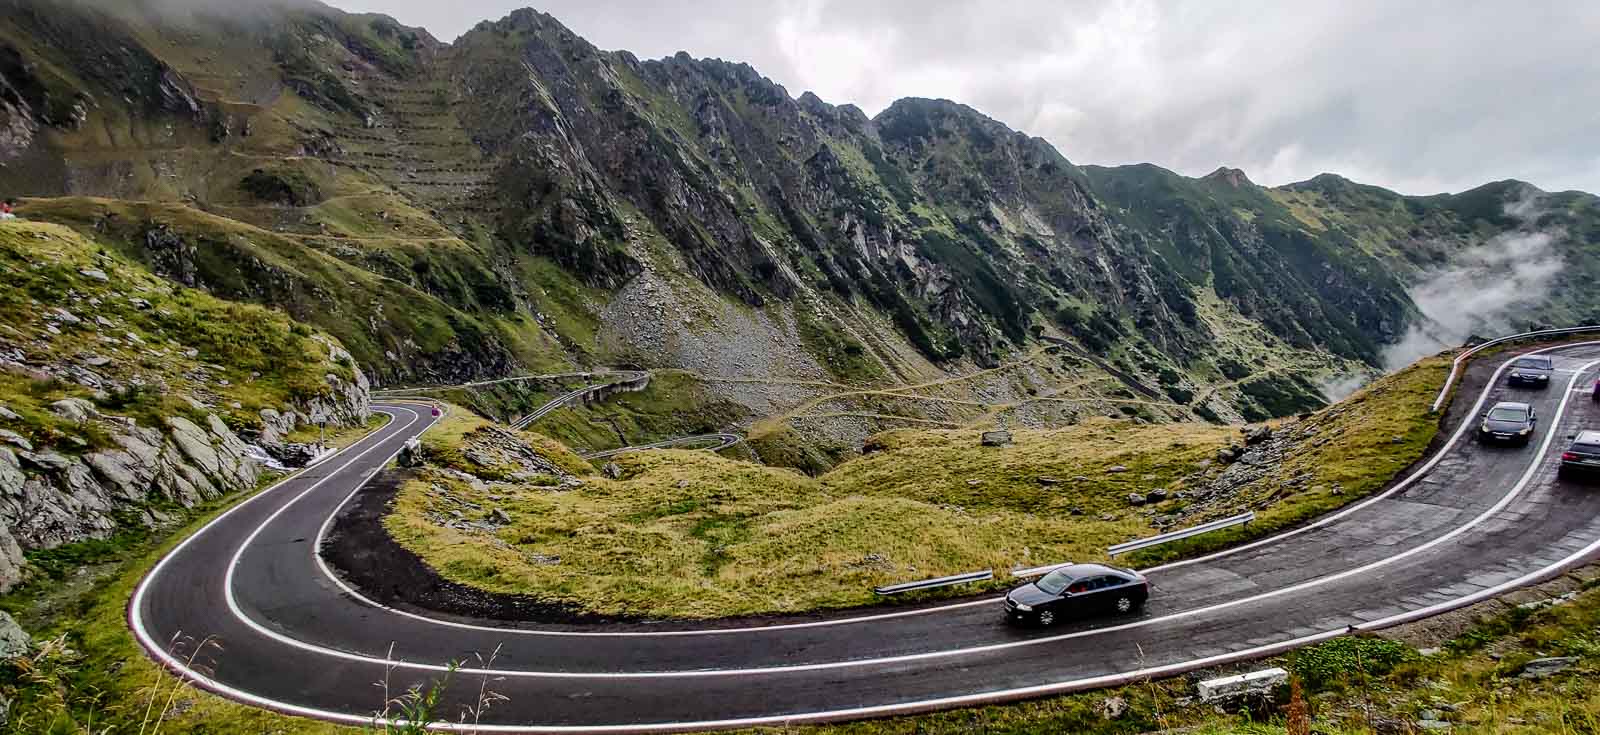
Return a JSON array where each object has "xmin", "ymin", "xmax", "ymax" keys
[{"xmin": 0, "ymin": 403, "xmax": 266, "ymax": 592}]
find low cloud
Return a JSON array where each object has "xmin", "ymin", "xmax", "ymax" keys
[
  {"xmin": 1384, "ymin": 229, "xmax": 1563, "ymax": 370},
  {"xmin": 1319, "ymin": 191, "xmax": 1567, "ymax": 401}
]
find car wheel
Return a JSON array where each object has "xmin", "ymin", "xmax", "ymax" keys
[
  {"xmin": 1115, "ymin": 596, "xmax": 1135, "ymax": 614},
  {"xmin": 1037, "ymin": 610, "xmax": 1056, "ymax": 626}
]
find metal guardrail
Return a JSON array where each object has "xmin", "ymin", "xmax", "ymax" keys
[
  {"xmin": 1010, "ymin": 561, "xmax": 1074, "ymax": 579},
  {"xmin": 873, "ymin": 569, "xmax": 993, "ymax": 595},
  {"xmin": 1430, "ymin": 325, "xmax": 1600, "ymax": 413},
  {"xmin": 1107, "ymin": 512, "xmax": 1255, "ymax": 557}
]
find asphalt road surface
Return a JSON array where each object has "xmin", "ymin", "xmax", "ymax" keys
[{"xmin": 130, "ymin": 343, "xmax": 1600, "ymax": 732}]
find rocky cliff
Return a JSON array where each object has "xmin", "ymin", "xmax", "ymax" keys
[{"xmin": 0, "ymin": 220, "xmax": 371, "ymax": 591}]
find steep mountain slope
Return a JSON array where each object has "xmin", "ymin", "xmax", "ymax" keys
[{"xmin": 0, "ymin": 0, "xmax": 1593, "ymax": 439}]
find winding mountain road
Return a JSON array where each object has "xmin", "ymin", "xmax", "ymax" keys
[{"xmin": 131, "ymin": 341, "xmax": 1600, "ymax": 732}]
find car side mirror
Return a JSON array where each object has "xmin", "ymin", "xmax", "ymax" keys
[{"xmin": 1568, "ymin": 434, "xmax": 1577, "ymax": 440}]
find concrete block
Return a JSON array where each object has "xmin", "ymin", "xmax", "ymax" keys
[{"xmin": 1197, "ymin": 667, "xmax": 1288, "ymax": 702}]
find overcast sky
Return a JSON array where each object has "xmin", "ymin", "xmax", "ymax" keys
[{"xmin": 329, "ymin": 0, "xmax": 1600, "ymax": 196}]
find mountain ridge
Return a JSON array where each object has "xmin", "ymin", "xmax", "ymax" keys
[{"xmin": 0, "ymin": 0, "xmax": 1596, "ymax": 450}]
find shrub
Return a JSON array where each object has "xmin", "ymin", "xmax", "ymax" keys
[{"xmin": 1289, "ymin": 635, "xmax": 1417, "ymax": 689}]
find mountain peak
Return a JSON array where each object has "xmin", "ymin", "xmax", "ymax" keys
[{"xmin": 1203, "ymin": 167, "xmax": 1254, "ymax": 188}]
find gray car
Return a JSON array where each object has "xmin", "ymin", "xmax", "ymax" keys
[{"xmin": 1478, "ymin": 401, "xmax": 1537, "ymax": 445}]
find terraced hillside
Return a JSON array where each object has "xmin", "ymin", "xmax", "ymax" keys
[{"xmin": 0, "ymin": 0, "xmax": 1595, "ymax": 451}]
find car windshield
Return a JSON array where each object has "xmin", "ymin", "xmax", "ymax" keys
[
  {"xmin": 1488, "ymin": 407, "xmax": 1527, "ymax": 422},
  {"xmin": 1035, "ymin": 569, "xmax": 1074, "ymax": 595},
  {"xmin": 1515, "ymin": 358, "xmax": 1551, "ymax": 369}
]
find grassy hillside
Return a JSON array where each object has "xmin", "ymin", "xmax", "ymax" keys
[
  {"xmin": 385, "ymin": 355, "xmax": 1445, "ymax": 618},
  {"xmin": 0, "ymin": 220, "xmax": 358, "ymax": 442}
]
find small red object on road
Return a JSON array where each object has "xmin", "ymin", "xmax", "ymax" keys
[{"xmin": 431, "ymin": 407, "xmax": 442, "ymax": 417}]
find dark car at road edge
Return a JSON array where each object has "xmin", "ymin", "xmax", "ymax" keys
[
  {"xmin": 1004, "ymin": 563, "xmax": 1149, "ymax": 626},
  {"xmin": 1560, "ymin": 430, "xmax": 1600, "ymax": 479}
]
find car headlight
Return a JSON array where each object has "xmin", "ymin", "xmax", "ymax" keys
[
  {"xmin": 1520, "ymin": 427, "xmax": 1532, "ymax": 435},
  {"xmin": 1015, "ymin": 603, "xmax": 1033, "ymax": 612},
  {"xmin": 1481, "ymin": 421, "xmax": 1491, "ymax": 432}
]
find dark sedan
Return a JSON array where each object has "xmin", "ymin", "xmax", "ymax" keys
[
  {"xmin": 1507, "ymin": 356, "xmax": 1554, "ymax": 388},
  {"xmin": 1478, "ymin": 401, "xmax": 1538, "ymax": 445},
  {"xmin": 1004, "ymin": 563, "xmax": 1149, "ymax": 626},
  {"xmin": 1559, "ymin": 430, "xmax": 1600, "ymax": 478}
]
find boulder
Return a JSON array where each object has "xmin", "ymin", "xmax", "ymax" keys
[
  {"xmin": 0, "ymin": 406, "xmax": 18, "ymax": 421},
  {"xmin": 20, "ymin": 451, "xmax": 72, "ymax": 472},
  {"xmin": 1245, "ymin": 425, "xmax": 1273, "ymax": 445},
  {"xmin": 1126, "ymin": 493, "xmax": 1148, "ymax": 506},
  {"xmin": 47, "ymin": 398, "xmax": 97, "ymax": 425},
  {"xmin": 602, "ymin": 462, "xmax": 623, "ymax": 480},
  {"xmin": 1095, "ymin": 695, "xmax": 1127, "ymax": 720},
  {"xmin": 277, "ymin": 443, "xmax": 323, "ymax": 467},
  {"xmin": 397, "ymin": 438, "xmax": 425, "ymax": 468},
  {"xmin": 1106, "ymin": 465, "xmax": 1129, "ymax": 473},
  {"xmin": 166, "ymin": 416, "xmax": 222, "ymax": 477},
  {"xmin": 0, "ymin": 448, "xmax": 23, "ymax": 496},
  {"xmin": 980, "ymin": 430, "xmax": 1013, "ymax": 447},
  {"xmin": 78, "ymin": 268, "xmax": 109, "ymax": 282},
  {"xmin": 0, "ymin": 430, "xmax": 30, "ymax": 451},
  {"xmin": 1517, "ymin": 657, "xmax": 1577, "ymax": 679},
  {"xmin": 489, "ymin": 508, "xmax": 512, "ymax": 525},
  {"xmin": 0, "ymin": 611, "xmax": 29, "ymax": 661},
  {"xmin": 1148, "ymin": 488, "xmax": 1169, "ymax": 502}
]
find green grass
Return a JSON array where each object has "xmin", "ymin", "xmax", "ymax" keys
[
  {"xmin": 392, "ymin": 413, "xmax": 1222, "ymax": 618},
  {"xmin": 387, "ymin": 353, "xmax": 1450, "ymax": 620},
  {"xmin": 0, "ymin": 221, "xmax": 354, "ymax": 443},
  {"xmin": 796, "ymin": 309, "xmax": 888, "ymax": 386},
  {"xmin": 15, "ymin": 198, "xmax": 567, "ymax": 385},
  {"xmin": 1129, "ymin": 356, "xmax": 1449, "ymax": 566}
]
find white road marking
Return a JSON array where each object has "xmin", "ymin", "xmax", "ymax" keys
[
  {"xmin": 297, "ymin": 342, "xmax": 1600, "ymax": 640},
  {"xmin": 190, "ymin": 359, "xmax": 1600, "ymax": 679},
  {"xmin": 133, "ymin": 443, "xmax": 1600, "ymax": 732}
]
